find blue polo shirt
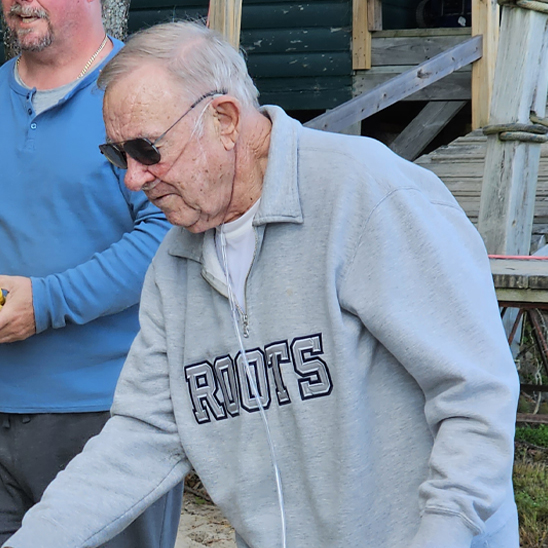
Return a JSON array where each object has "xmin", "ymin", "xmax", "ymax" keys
[{"xmin": 0, "ymin": 40, "xmax": 172, "ymax": 412}]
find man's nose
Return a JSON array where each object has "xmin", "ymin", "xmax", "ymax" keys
[{"xmin": 124, "ymin": 157, "xmax": 156, "ymax": 192}]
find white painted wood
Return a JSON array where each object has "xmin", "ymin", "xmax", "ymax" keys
[{"xmin": 477, "ymin": 7, "xmax": 548, "ymax": 255}]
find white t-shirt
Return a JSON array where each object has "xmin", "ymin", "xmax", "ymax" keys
[{"xmin": 215, "ymin": 200, "xmax": 261, "ymax": 310}]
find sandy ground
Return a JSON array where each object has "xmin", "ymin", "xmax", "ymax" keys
[{"xmin": 175, "ymin": 491, "xmax": 237, "ymax": 548}]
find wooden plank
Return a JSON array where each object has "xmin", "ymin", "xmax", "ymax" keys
[
  {"xmin": 373, "ymin": 27, "xmax": 471, "ymax": 38},
  {"xmin": 305, "ymin": 35, "xmax": 482, "ymax": 133},
  {"xmin": 247, "ymin": 52, "xmax": 352, "ymax": 78},
  {"xmin": 371, "ymin": 35, "xmax": 472, "ymax": 66},
  {"xmin": 353, "ymin": 0, "xmax": 371, "ymax": 70},
  {"xmin": 496, "ymin": 289, "xmax": 548, "ymax": 304},
  {"xmin": 241, "ymin": 27, "xmax": 350, "ymax": 54},
  {"xmin": 490, "ymin": 258, "xmax": 548, "ymax": 290},
  {"xmin": 517, "ymin": 413, "xmax": 548, "ymax": 424},
  {"xmin": 367, "ymin": 0, "xmax": 382, "ymax": 31},
  {"xmin": 389, "ymin": 101, "xmax": 467, "ymax": 161},
  {"xmin": 208, "ymin": 0, "xmax": 243, "ymax": 48},
  {"xmin": 478, "ymin": 8, "xmax": 548, "ymax": 255},
  {"xmin": 491, "ymin": 259, "xmax": 547, "ymax": 289},
  {"xmin": 471, "ymin": 0, "xmax": 499, "ymax": 129},
  {"xmin": 354, "ymin": 67, "xmax": 471, "ymax": 101}
]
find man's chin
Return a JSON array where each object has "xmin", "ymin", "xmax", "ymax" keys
[
  {"xmin": 176, "ymin": 218, "xmax": 213, "ymax": 234},
  {"xmin": 18, "ymin": 36, "xmax": 53, "ymax": 52},
  {"xmin": 176, "ymin": 218, "xmax": 205, "ymax": 233},
  {"xmin": 12, "ymin": 25, "xmax": 53, "ymax": 52}
]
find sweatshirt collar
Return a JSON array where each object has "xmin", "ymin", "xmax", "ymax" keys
[{"xmin": 168, "ymin": 105, "xmax": 303, "ymax": 260}]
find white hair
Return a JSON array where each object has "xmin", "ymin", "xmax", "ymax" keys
[{"xmin": 98, "ymin": 20, "xmax": 259, "ymax": 109}]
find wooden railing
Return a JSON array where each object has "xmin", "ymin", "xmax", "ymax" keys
[
  {"xmin": 209, "ymin": 0, "xmax": 499, "ymax": 139},
  {"xmin": 305, "ymin": 36, "xmax": 482, "ymax": 133},
  {"xmin": 347, "ymin": 0, "xmax": 498, "ymax": 131}
]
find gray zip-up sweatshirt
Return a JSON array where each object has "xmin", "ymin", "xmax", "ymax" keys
[{"xmin": 5, "ymin": 106, "xmax": 519, "ymax": 548}]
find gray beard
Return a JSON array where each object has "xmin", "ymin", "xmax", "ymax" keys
[
  {"xmin": 15, "ymin": 27, "xmax": 54, "ymax": 52},
  {"xmin": 7, "ymin": 5, "xmax": 54, "ymax": 52}
]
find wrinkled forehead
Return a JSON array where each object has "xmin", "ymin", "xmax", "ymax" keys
[{"xmin": 103, "ymin": 63, "xmax": 186, "ymax": 141}]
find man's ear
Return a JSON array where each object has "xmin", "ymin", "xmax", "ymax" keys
[{"xmin": 211, "ymin": 97, "xmax": 240, "ymax": 151}]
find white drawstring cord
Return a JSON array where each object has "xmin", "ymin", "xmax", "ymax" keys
[{"xmin": 219, "ymin": 228, "xmax": 287, "ymax": 548}]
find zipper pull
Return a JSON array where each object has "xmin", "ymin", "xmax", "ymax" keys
[{"xmin": 242, "ymin": 313, "xmax": 250, "ymax": 338}]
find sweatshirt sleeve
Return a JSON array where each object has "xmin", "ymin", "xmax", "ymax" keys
[
  {"xmin": 338, "ymin": 186, "xmax": 519, "ymax": 547},
  {"xmin": 2, "ymin": 262, "xmax": 190, "ymax": 548},
  {"xmin": 30, "ymin": 186, "xmax": 171, "ymax": 333}
]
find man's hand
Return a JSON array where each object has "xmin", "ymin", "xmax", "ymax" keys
[{"xmin": 0, "ymin": 275, "xmax": 36, "ymax": 343}]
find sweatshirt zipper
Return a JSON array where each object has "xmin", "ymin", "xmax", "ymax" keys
[
  {"xmin": 242, "ymin": 313, "xmax": 250, "ymax": 338},
  {"xmin": 238, "ymin": 228, "xmax": 258, "ymax": 338}
]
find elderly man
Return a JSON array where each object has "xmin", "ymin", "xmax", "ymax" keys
[{"xmin": 4, "ymin": 20, "xmax": 519, "ymax": 548}]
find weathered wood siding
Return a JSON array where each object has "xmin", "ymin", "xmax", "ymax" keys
[
  {"xmin": 415, "ymin": 131, "xmax": 548, "ymax": 241},
  {"xmin": 128, "ymin": 0, "xmax": 353, "ymax": 110}
]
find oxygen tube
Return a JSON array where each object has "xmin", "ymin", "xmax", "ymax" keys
[{"xmin": 218, "ymin": 228, "xmax": 287, "ymax": 548}]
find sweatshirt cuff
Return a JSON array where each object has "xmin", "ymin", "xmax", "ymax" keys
[{"xmin": 407, "ymin": 512, "xmax": 476, "ymax": 548}]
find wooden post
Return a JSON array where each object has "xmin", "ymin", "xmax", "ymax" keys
[
  {"xmin": 353, "ymin": 0, "xmax": 372, "ymax": 70},
  {"xmin": 477, "ymin": 6, "xmax": 548, "ymax": 255},
  {"xmin": 471, "ymin": 0, "xmax": 499, "ymax": 129},
  {"xmin": 208, "ymin": 0, "xmax": 243, "ymax": 50},
  {"xmin": 368, "ymin": 0, "xmax": 383, "ymax": 31}
]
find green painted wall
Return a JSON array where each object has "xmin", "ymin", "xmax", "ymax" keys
[
  {"xmin": 0, "ymin": 1, "xmax": 354, "ymax": 110},
  {"xmin": 128, "ymin": 0, "xmax": 354, "ymax": 110}
]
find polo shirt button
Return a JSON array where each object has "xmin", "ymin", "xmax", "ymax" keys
[
  {"xmin": 27, "ymin": 109, "xmax": 32, "ymax": 115},
  {"xmin": 30, "ymin": 123, "xmax": 37, "ymax": 130}
]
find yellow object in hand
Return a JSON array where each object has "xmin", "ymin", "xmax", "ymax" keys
[{"xmin": 0, "ymin": 291, "xmax": 5, "ymax": 309}]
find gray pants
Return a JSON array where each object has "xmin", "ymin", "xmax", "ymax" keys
[{"xmin": 0, "ymin": 412, "xmax": 183, "ymax": 547}]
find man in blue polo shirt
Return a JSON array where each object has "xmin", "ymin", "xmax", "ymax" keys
[{"xmin": 0, "ymin": 0, "xmax": 182, "ymax": 546}]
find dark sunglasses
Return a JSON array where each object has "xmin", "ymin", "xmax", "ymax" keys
[{"xmin": 99, "ymin": 89, "xmax": 227, "ymax": 169}]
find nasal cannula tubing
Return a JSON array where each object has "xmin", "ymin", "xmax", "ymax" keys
[{"xmin": 219, "ymin": 229, "xmax": 287, "ymax": 548}]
